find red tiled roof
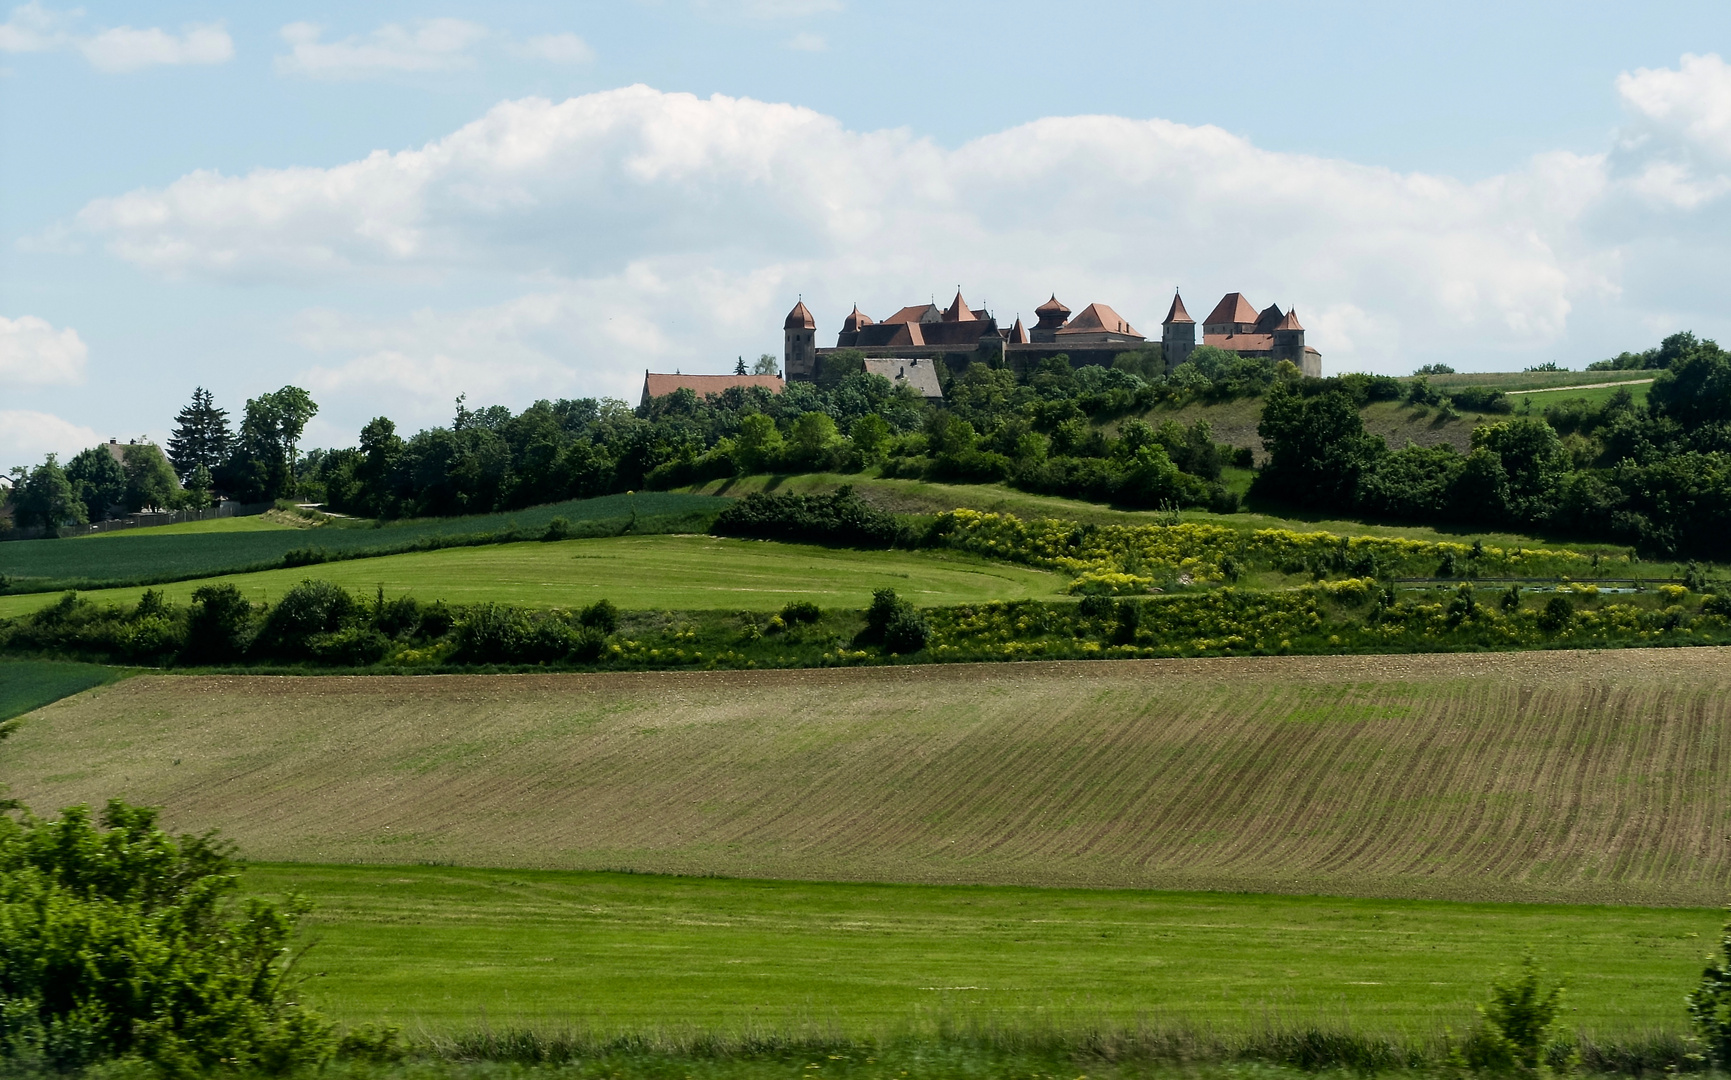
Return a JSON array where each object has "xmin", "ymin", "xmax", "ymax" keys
[
  {"xmin": 1057, "ymin": 302, "xmax": 1142, "ymax": 338},
  {"xmin": 1163, "ymin": 292, "xmax": 1193, "ymax": 325},
  {"xmin": 1035, "ymin": 294, "xmax": 1070, "ymax": 316},
  {"xmin": 643, "ymin": 373, "xmax": 785, "ymax": 401},
  {"xmin": 1008, "ymin": 317, "xmax": 1029, "ymax": 343},
  {"xmin": 784, "ymin": 301, "xmax": 815, "ymax": 330},
  {"xmin": 1275, "ymin": 308, "xmax": 1305, "ymax": 331},
  {"xmin": 881, "ymin": 303, "xmax": 940, "ymax": 325},
  {"xmin": 1202, "ymin": 332, "xmax": 1275, "ymax": 353},
  {"xmin": 841, "ymin": 305, "xmax": 873, "ymax": 332},
  {"xmin": 1203, "ymin": 292, "xmax": 1258, "ymax": 326},
  {"xmin": 943, "ymin": 289, "xmax": 977, "ymax": 322}
]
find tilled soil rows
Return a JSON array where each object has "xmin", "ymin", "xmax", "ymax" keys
[{"xmin": 9, "ymin": 649, "xmax": 1729, "ymax": 905}]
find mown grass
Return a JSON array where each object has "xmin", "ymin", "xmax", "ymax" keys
[
  {"xmin": 1511, "ymin": 381, "xmax": 1655, "ymax": 407},
  {"xmin": 0, "ymin": 659, "xmax": 117, "ymax": 722},
  {"xmin": 0, "ymin": 534, "xmax": 1062, "ymax": 619},
  {"xmin": 74, "ymin": 514, "xmax": 303, "ymax": 538},
  {"xmin": 0, "ymin": 492, "xmax": 727, "ymax": 595},
  {"xmin": 247, "ymin": 863, "xmax": 1714, "ymax": 1039}
]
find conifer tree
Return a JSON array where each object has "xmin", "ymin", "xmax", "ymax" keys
[{"xmin": 166, "ymin": 387, "xmax": 232, "ymax": 481}]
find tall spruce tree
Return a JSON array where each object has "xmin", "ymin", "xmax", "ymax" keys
[{"xmin": 166, "ymin": 387, "xmax": 232, "ymax": 481}]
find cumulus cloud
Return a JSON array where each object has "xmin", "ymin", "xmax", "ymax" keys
[
  {"xmin": 54, "ymin": 54, "xmax": 1731, "ymax": 416},
  {"xmin": 0, "ymin": 314, "xmax": 87, "ymax": 385},
  {"xmin": 0, "ymin": 410, "xmax": 102, "ymax": 469},
  {"xmin": 517, "ymin": 32, "xmax": 593, "ymax": 64},
  {"xmin": 1614, "ymin": 52, "xmax": 1731, "ymax": 209},
  {"xmin": 276, "ymin": 18, "xmax": 488, "ymax": 78},
  {"xmin": 0, "ymin": 4, "xmax": 232, "ymax": 70}
]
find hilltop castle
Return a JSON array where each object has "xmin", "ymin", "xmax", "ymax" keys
[{"xmin": 784, "ymin": 289, "xmax": 1320, "ymax": 381}]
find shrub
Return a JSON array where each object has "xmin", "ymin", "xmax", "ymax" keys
[
  {"xmin": 542, "ymin": 516, "xmax": 573, "ymax": 541},
  {"xmin": 864, "ymin": 588, "xmax": 903, "ymax": 639},
  {"xmin": 1451, "ymin": 385, "xmax": 1513, "ymax": 413},
  {"xmin": 183, "ymin": 583, "xmax": 255, "ymax": 662},
  {"xmin": 882, "ymin": 607, "xmax": 929, "ymax": 654},
  {"xmin": 306, "ymin": 626, "xmax": 391, "ymax": 666},
  {"xmin": 579, "ymin": 598, "xmax": 619, "ymax": 634},
  {"xmin": 258, "ymin": 579, "xmax": 358, "ymax": 656},
  {"xmin": 1687, "ymin": 915, "xmax": 1731, "ymax": 1068},
  {"xmin": 374, "ymin": 595, "xmax": 423, "ymax": 639},
  {"xmin": 1077, "ymin": 593, "xmax": 1115, "ymax": 620},
  {"xmin": 281, "ymin": 547, "xmax": 330, "ymax": 568},
  {"xmin": 1701, "ymin": 593, "xmax": 1731, "ymax": 617},
  {"xmin": 1460, "ymin": 956, "xmax": 1573, "ymax": 1077},
  {"xmin": 1537, "ymin": 595, "xmax": 1575, "ymax": 632},
  {"xmin": 780, "ymin": 600, "xmax": 821, "ymax": 625},
  {"xmin": 0, "ymin": 799, "xmax": 334, "ymax": 1074},
  {"xmin": 712, "ymin": 485, "xmax": 901, "ymax": 547},
  {"xmin": 454, "ymin": 604, "xmax": 532, "ymax": 663}
]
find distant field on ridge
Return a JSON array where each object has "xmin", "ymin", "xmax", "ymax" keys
[
  {"xmin": 10, "ymin": 649, "xmax": 1728, "ymax": 906},
  {"xmin": 0, "ymin": 492, "xmax": 725, "ymax": 593}
]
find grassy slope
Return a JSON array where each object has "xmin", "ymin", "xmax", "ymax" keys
[
  {"xmin": 1424, "ymin": 371, "xmax": 1656, "ymax": 392},
  {"xmin": 0, "ymin": 492, "xmax": 726, "ymax": 592},
  {"xmin": 75, "ymin": 514, "xmax": 301, "ymax": 538},
  {"xmin": 0, "ymin": 535, "xmax": 1061, "ymax": 619},
  {"xmin": 0, "ymin": 660, "xmax": 117, "ymax": 722},
  {"xmin": 10, "ymin": 649, "xmax": 1727, "ymax": 906},
  {"xmin": 252, "ymin": 863, "xmax": 1716, "ymax": 1037}
]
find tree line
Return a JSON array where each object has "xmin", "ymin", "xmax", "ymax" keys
[
  {"xmin": 5, "ymin": 386, "xmax": 316, "ymax": 532},
  {"xmin": 8, "ymin": 331, "xmax": 1730, "ymax": 556}
]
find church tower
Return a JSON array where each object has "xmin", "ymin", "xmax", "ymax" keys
[
  {"xmin": 783, "ymin": 299, "xmax": 816, "ymax": 381},
  {"xmin": 1161, "ymin": 290, "xmax": 1196, "ymax": 371}
]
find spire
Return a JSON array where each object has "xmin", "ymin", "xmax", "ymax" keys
[
  {"xmin": 784, "ymin": 300, "xmax": 815, "ymax": 330},
  {"xmin": 1009, "ymin": 316, "xmax": 1029, "ymax": 344},
  {"xmin": 1163, "ymin": 290, "xmax": 1193, "ymax": 325},
  {"xmin": 841, "ymin": 304, "xmax": 873, "ymax": 332},
  {"xmin": 1274, "ymin": 308, "xmax": 1305, "ymax": 331},
  {"xmin": 943, "ymin": 289, "xmax": 976, "ymax": 322}
]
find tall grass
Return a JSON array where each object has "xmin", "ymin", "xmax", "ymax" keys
[{"xmin": 400, "ymin": 1020, "xmax": 1703, "ymax": 1076}]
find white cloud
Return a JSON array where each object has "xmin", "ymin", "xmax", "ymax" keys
[
  {"xmin": 0, "ymin": 410, "xmax": 102, "ymax": 469},
  {"xmin": 57, "ymin": 55, "xmax": 1731, "ymax": 413},
  {"xmin": 518, "ymin": 32, "xmax": 593, "ymax": 64},
  {"xmin": 785, "ymin": 32, "xmax": 826, "ymax": 52},
  {"xmin": 1614, "ymin": 52, "xmax": 1731, "ymax": 209},
  {"xmin": 78, "ymin": 23, "xmax": 232, "ymax": 72},
  {"xmin": 0, "ymin": 314, "xmax": 87, "ymax": 385},
  {"xmin": 276, "ymin": 18, "xmax": 487, "ymax": 78},
  {"xmin": 0, "ymin": 5, "xmax": 232, "ymax": 70}
]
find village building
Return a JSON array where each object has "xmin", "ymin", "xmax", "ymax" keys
[{"xmin": 640, "ymin": 371, "xmax": 785, "ymax": 408}]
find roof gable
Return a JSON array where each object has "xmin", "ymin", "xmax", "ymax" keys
[
  {"xmin": 1057, "ymin": 302, "xmax": 1141, "ymax": 338},
  {"xmin": 1203, "ymin": 292, "xmax": 1258, "ymax": 326}
]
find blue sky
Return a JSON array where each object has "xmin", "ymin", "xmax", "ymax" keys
[{"xmin": 3, "ymin": 1, "xmax": 1731, "ymax": 469}]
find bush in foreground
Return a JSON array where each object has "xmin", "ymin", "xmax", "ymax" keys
[{"xmin": 0, "ymin": 799, "xmax": 332, "ymax": 1075}]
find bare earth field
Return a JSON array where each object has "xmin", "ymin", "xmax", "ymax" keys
[{"xmin": 8, "ymin": 650, "xmax": 1730, "ymax": 905}]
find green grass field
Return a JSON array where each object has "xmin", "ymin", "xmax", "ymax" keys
[
  {"xmin": 0, "ymin": 534, "xmax": 1062, "ymax": 619},
  {"xmin": 1510, "ymin": 380, "xmax": 1655, "ymax": 407},
  {"xmin": 248, "ymin": 863, "xmax": 1715, "ymax": 1038},
  {"xmin": 0, "ymin": 659, "xmax": 118, "ymax": 722},
  {"xmin": 0, "ymin": 492, "xmax": 726, "ymax": 594},
  {"xmin": 1424, "ymin": 371, "xmax": 1655, "ymax": 393},
  {"xmin": 77, "ymin": 514, "xmax": 302, "ymax": 538}
]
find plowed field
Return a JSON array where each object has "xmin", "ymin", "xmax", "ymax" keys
[{"xmin": 9, "ymin": 650, "xmax": 1731, "ymax": 905}]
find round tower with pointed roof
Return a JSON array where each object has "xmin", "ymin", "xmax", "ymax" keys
[
  {"xmin": 1030, "ymin": 294, "xmax": 1070, "ymax": 343},
  {"xmin": 783, "ymin": 299, "xmax": 817, "ymax": 381},
  {"xmin": 1161, "ymin": 289, "xmax": 1195, "ymax": 372}
]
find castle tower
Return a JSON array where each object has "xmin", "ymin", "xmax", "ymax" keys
[
  {"xmin": 1272, "ymin": 308, "xmax": 1309, "ymax": 372},
  {"xmin": 1161, "ymin": 290, "xmax": 1195, "ymax": 371},
  {"xmin": 1030, "ymin": 294, "xmax": 1070, "ymax": 343},
  {"xmin": 784, "ymin": 299, "xmax": 816, "ymax": 381},
  {"xmin": 837, "ymin": 304, "xmax": 873, "ymax": 347}
]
